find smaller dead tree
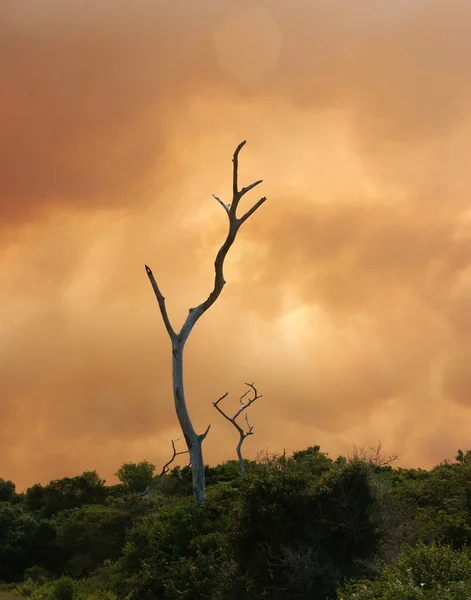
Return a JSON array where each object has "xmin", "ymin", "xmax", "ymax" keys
[
  {"xmin": 137, "ymin": 439, "xmax": 189, "ymax": 497},
  {"xmin": 350, "ymin": 440, "xmax": 400, "ymax": 469},
  {"xmin": 213, "ymin": 382, "xmax": 262, "ymax": 477}
]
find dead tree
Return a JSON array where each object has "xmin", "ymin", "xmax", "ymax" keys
[
  {"xmin": 213, "ymin": 382, "xmax": 263, "ymax": 477},
  {"xmin": 137, "ymin": 438, "xmax": 189, "ymax": 497},
  {"xmin": 145, "ymin": 141, "xmax": 266, "ymax": 505},
  {"xmin": 350, "ymin": 440, "xmax": 400, "ymax": 469}
]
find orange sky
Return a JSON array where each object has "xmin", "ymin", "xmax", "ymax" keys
[{"xmin": 2, "ymin": 0, "xmax": 471, "ymax": 490}]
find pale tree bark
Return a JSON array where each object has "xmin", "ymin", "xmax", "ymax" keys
[
  {"xmin": 213, "ymin": 382, "xmax": 262, "ymax": 478},
  {"xmin": 145, "ymin": 141, "xmax": 266, "ymax": 505}
]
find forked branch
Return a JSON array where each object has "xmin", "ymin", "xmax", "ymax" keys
[
  {"xmin": 350, "ymin": 440, "xmax": 400, "ymax": 469},
  {"xmin": 146, "ymin": 140, "xmax": 267, "ymax": 348},
  {"xmin": 137, "ymin": 439, "xmax": 189, "ymax": 497},
  {"xmin": 213, "ymin": 382, "xmax": 263, "ymax": 477},
  {"xmin": 159, "ymin": 438, "xmax": 190, "ymax": 477}
]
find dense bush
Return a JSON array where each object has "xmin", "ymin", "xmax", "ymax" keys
[
  {"xmin": 229, "ymin": 456, "xmax": 378, "ymax": 599},
  {"xmin": 115, "ymin": 461, "xmax": 156, "ymax": 494},
  {"xmin": 52, "ymin": 504, "xmax": 132, "ymax": 577},
  {"xmin": 0, "ymin": 479, "xmax": 16, "ymax": 503},
  {"xmin": 0, "ymin": 503, "xmax": 56, "ymax": 581},
  {"xmin": 112, "ymin": 492, "xmax": 232, "ymax": 600},
  {"xmin": 23, "ymin": 472, "xmax": 106, "ymax": 519},
  {"xmin": 2, "ymin": 446, "xmax": 471, "ymax": 599},
  {"xmin": 338, "ymin": 543, "xmax": 471, "ymax": 600}
]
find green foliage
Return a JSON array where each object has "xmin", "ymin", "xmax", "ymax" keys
[
  {"xmin": 386, "ymin": 462, "xmax": 471, "ymax": 550},
  {"xmin": 0, "ymin": 584, "xmax": 22, "ymax": 600},
  {"xmin": 72, "ymin": 562, "xmax": 119, "ymax": 600},
  {"xmin": 205, "ymin": 460, "xmax": 257, "ymax": 486},
  {"xmin": 0, "ymin": 503, "xmax": 56, "ymax": 582},
  {"xmin": 0, "ymin": 480, "xmax": 16, "ymax": 503},
  {"xmin": 7, "ymin": 446, "xmax": 471, "ymax": 599},
  {"xmin": 50, "ymin": 577, "xmax": 74, "ymax": 600},
  {"xmin": 113, "ymin": 494, "xmax": 230, "ymax": 599},
  {"xmin": 229, "ymin": 456, "xmax": 378, "ymax": 599},
  {"xmin": 20, "ymin": 576, "xmax": 74, "ymax": 600},
  {"xmin": 23, "ymin": 565, "xmax": 48, "ymax": 584},
  {"xmin": 24, "ymin": 472, "xmax": 106, "ymax": 519},
  {"xmin": 338, "ymin": 543, "xmax": 471, "ymax": 600},
  {"xmin": 102, "ymin": 485, "xmax": 126, "ymax": 500},
  {"xmin": 456, "ymin": 448, "xmax": 471, "ymax": 465},
  {"xmin": 114, "ymin": 461, "xmax": 155, "ymax": 494},
  {"xmin": 52, "ymin": 504, "xmax": 132, "ymax": 577},
  {"xmin": 291, "ymin": 445, "xmax": 333, "ymax": 475},
  {"xmin": 151, "ymin": 465, "xmax": 193, "ymax": 499}
]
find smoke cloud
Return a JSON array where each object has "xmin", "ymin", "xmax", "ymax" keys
[{"xmin": 1, "ymin": 0, "xmax": 471, "ymax": 489}]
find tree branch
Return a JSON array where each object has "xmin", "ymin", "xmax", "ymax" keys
[
  {"xmin": 199, "ymin": 423, "xmax": 211, "ymax": 442},
  {"xmin": 350, "ymin": 440, "xmax": 400, "ymax": 468},
  {"xmin": 145, "ymin": 265, "xmax": 177, "ymax": 342},
  {"xmin": 240, "ymin": 179, "xmax": 263, "ymax": 197},
  {"xmin": 159, "ymin": 438, "xmax": 190, "ymax": 477},
  {"xmin": 238, "ymin": 196, "xmax": 267, "ymax": 226},
  {"xmin": 232, "ymin": 140, "xmax": 246, "ymax": 199},
  {"xmin": 136, "ymin": 439, "xmax": 189, "ymax": 497},
  {"xmin": 213, "ymin": 382, "xmax": 263, "ymax": 477},
  {"xmin": 178, "ymin": 141, "xmax": 267, "ymax": 345},
  {"xmin": 233, "ymin": 382, "xmax": 262, "ymax": 420},
  {"xmin": 212, "ymin": 194, "xmax": 230, "ymax": 216}
]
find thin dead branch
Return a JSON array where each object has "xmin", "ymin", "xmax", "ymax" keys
[
  {"xmin": 350, "ymin": 440, "xmax": 400, "ymax": 469},
  {"xmin": 213, "ymin": 382, "xmax": 263, "ymax": 477},
  {"xmin": 159, "ymin": 438, "xmax": 190, "ymax": 477},
  {"xmin": 137, "ymin": 439, "xmax": 189, "ymax": 497},
  {"xmin": 144, "ymin": 265, "xmax": 177, "ymax": 343}
]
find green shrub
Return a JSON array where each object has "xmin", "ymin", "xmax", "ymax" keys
[
  {"xmin": 50, "ymin": 577, "xmax": 74, "ymax": 600},
  {"xmin": 229, "ymin": 458, "xmax": 378, "ymax": 599},
  {"xmin": 23, "ymin": 566, "xmax": 48, "ymax": 583},
  {"xmin": 338, "ymin": 543, "xmax": 471, "ymax": 600},
  {"xmin": 113, "ymin": 496, "xmax": 230, "ymax": 599},
  {"xmin": 18, "ymin": 576, "xmax": 74, "ymax": 600}
]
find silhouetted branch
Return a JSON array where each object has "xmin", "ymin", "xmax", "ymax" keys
[
  {"xmin": 159, "ymin": 438, "xmax": 189, "ymax": 477},
  {"xmin": 351, "ymin": 440, "xmax": 400, "ymax": 468},
  {"xmin": 145, "ymin": 265, "xmax": 177, "ymax": 342},
  {"xmin": 137, "ymin": 439, "xmax": 189, "ymax": 497}
]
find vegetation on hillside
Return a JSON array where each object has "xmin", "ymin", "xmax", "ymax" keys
[{"xmin": 1, "ymin": 445, "xmax": 471, "ymax": 599}]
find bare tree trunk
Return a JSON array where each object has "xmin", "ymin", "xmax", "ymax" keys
[
  {"xmin": 172, "ymin": 339, "xmax": 209, "ymax": 504},
  {"xmin": 145, "ymin": 141, "xmax": 266, "ymax": 505},
  {"xmin": 236, "ymin": 439, "xmax": 246, "ymax": 478}
]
